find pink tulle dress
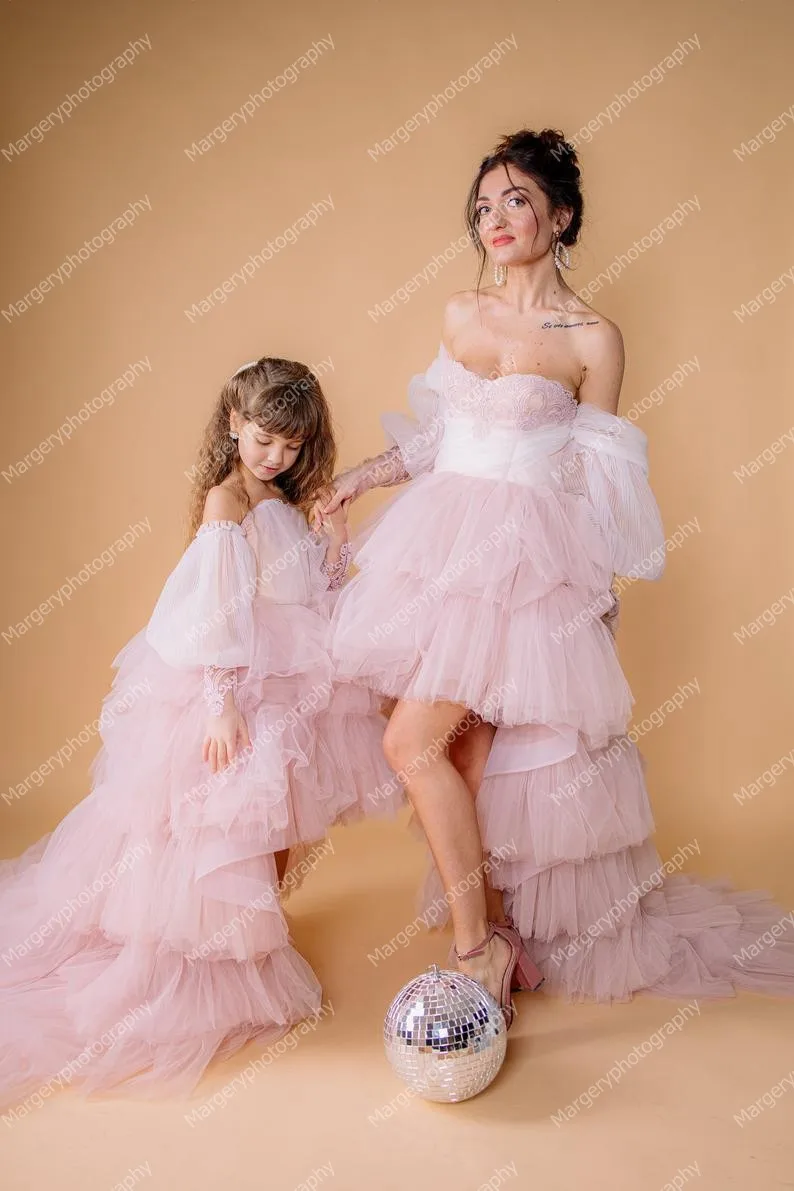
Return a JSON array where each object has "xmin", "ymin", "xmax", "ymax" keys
[
  {"xmin": 329, "ymin": 341, "xmax": 794, "ymax": 1002},
  {"xmin": 0, "ymin": 497, "xmax": 403, "ymax": 1108}
]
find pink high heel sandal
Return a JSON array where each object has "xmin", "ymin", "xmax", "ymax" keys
[
  {"xmin": 449, "ymin": 919, "xmax": 545, "ymax": 1015},
  {"xmin": 453, "ymin": 920, "xmax": 543, "ymax": 1030}
]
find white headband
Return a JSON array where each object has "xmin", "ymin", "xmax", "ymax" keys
[{"xmin": 231, "ymin": 359, "xmax": 259, "ymax": 377}]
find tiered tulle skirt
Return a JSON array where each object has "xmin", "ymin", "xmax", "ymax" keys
[
  {"xmin": 330, "ymin": 467, "xmax": 794, "ymax": 1002},
  {"xmin": 0, "ymin": 601, "xmax": 402, "ymax": 1108}
]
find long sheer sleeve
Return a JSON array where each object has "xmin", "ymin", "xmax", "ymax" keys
[
  {"xmin": 145, "ymin": 521, "xmax": 258, "ymax": 669},
  {"xmin": 379, "ymin": 366, "xmax": 446, "ymax": 480},
  {"xmin": 563, "ymin": 404, "xmax": 666, "ymax": 581}
]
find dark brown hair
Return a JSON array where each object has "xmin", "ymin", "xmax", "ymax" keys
[
  {"xmin": 464, "ymin": 127, "xmax": 584, "ymax": 291},
  {"xmin": 185, "ymin": 357, "xmax": 336, "ymax": 543}
]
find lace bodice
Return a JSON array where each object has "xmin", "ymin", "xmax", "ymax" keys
[
  {"xmin": 377, "ymin": 342, "xmax": 666, "ymax": 581},
  {"xmin": 432, "ymin": 342, "xmax": 578, "ymax": 436}
]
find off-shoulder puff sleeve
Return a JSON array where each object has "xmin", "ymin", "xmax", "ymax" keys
[
  {"xmin": 145, "ymin": 521, "xmax": 258, "ymax": 668},
  {"xmin": 565, "ymin": 404, "xmax": 666, "ymax": 581},
  {"xmin": 379, "ymin": 365, "xmax": 446, "ymax": 479}
]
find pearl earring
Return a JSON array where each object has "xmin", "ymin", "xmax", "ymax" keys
[{"xmin": 553, "ymin": 236, "xmax": 571, "ymax": 269}]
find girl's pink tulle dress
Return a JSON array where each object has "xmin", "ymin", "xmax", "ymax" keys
[
  {"xmin": 0, "ymin": 498, "xmax": 402, "ymax": 1108},
  {"xmin": 329, "ymin": 341, "xmax": 794, "ymax": 1002}
]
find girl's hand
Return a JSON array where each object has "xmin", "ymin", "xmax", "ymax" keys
[
  {"xmin": 315, "ymin": 468, "xmax": 363, "ymax": 519},
  {"xmin": 310, "ymin": 483, "xmax": 350, "ymax": 539},
  {"xmin": 202, "ymin": 705, "xmax": 251, "ymax": 774},
  {"xmin": 601, "ymin": 588, "xmax": 620, "ymax": 638}
]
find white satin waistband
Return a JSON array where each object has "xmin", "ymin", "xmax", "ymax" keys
[{"xmin": 433, "ymin": 419, "xmax": 571, "ymax": 487}]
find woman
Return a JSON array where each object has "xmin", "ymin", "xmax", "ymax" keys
[{"xmin": 318, "ymin": 128, "xmax": 794, "ymax": 1023}]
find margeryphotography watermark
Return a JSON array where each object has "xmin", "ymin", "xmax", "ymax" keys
[
  {"xmin": 2, "ymin": 198, "xmax": 153, "ymax": 323},
  {"xmin": 732, "ymin": 744, "xmax": 794, "ymax": 805},
  {"xmin": 733, "ymin": 1070, "xmax": 794, "ymax": 1127},
  {"xmin": 655, "ymin": 1163, "xmax": 701, "ymax": 1191},
  {"xmin": 183, "ymin": 999, "xmax": 334, "ymax": 1125},
  {"xmin": 184, "ymin": 840, "xmax": 335, "ymax": 961},
  {"xmin": 551, "ymin": 517, "xmax": 700, "ymax": 642},
  {"xmin": 181, "ymin": 528, "xmax": 327, "ymax": 647},
  {"xmin": 2, "ymin": 358, "xmax": 153, "ymax": 485},
  {"xmin": 559, "ymin": 36, "xmax": 701, "ymax": 152},
  {"xmin": 550, "ymin": 1002, "xmax": 701, "ymax": 1125},
  {"xmin": 2, "ymin": 518, "xmax": 152, "ymax": 645},
  {"xmin": 366, "ymin": 841, "xmax": 519, "ymax": 966},
  {"xmin": 366, "ymin": 35, "xmax": 517, "ymax": 161},
  {"xmin": 361, "ymin": 679, "xmax": 519, "ymax": 813},
  {"xmin": 1, "ymin": 840, "xmax": 153, "ymax": 968},
  {"xmin": 287, "ymin": 1163, "xmax": 334, "ymax": 1191},
  {"xmin": 2, "ymin": 677, "xmax": 152, "ymax": 806},
  {"xmin": 368, "ymin": 230, "xmax": 477, "ymax": 322},
  {"xmin": 367, "ymin": 516, "xmax": 517, "ymax": 643},
  {"xmin": 732, "ymin": 262, "xmax": 794, "ymax": 323},
  {"xmin": 732, "ymin": 583, "xmax": 794, "ymax": 645},
  {"xmin": 183, "ymin": 196, "xmax": 334, "ymax": 322},
  {"xmin": 104, "ymin": 1163, "xmax": 152, "ymax": 1191},
  {"xmin": 572, "ymin": 196, "xmax": 700, "ymax": 305},
  {"xmin": 182, "ymin": 357, "xmax": 334, "ymax": 486},
  {"xmin": 184, "ymin": 36, "xmax": 334, "ymax": 160},
  {"xmin": 180, "ymin": 679, "xmax": 334, "ymax": 807},
  {"xmin": 732, "ymin": 100, "xmax": 794, "ymax": 161},
  {"xmin": 1, "ymin": 1000, "xmax": 154, "ymax": 1126},
  {"xmin": 2, "ymin": 35, "xmax": 152, "ymax": 163},
  {"xmin": 732, "ymin": 422, "xmax": 794, "ymax": 484},
  {"xmin": 548, "ymin": 678, "xmax": 701, "ymax": 806},
  {"xmin": 547, "ymin": 840, "xmax": 701, "ymax": 966},
  {"xmin": 733, "ymin": 911, "xmax": 794, "ymax": 968}
]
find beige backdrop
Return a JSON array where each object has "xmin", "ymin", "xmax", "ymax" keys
[{"xmin": 2, "ymin": 0, "xmax": 793, "ymax": 907}]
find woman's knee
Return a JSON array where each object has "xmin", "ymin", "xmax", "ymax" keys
[{"xmin": 382, "ymin": 716, "xmax": 425, "ymax": 773}]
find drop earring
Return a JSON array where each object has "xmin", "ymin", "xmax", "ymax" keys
[{"xmin": 553, "ymin": 236, "xmax": 571, "ymax": 270}]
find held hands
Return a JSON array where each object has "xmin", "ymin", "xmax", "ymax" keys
[
  {"xmin": 202, "ymin": 695, "xmax": 251, "ymax": 774},
  {"xmin": 311, "ymin": 468, "xmax": 363, "ymax": 522},
  {"xmin": 310, "ymin": 481, "xmax": 353, "ymax": 538}
]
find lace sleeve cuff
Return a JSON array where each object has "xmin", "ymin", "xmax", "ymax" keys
[
  {"xmin": 320, "ymin": 541, "xmax": 353, "ymax": 590},
  {"xmin": 203, "ymin": 665, "xmax": 238, "ymax": 715}
]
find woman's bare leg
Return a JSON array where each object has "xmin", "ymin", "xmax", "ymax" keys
[
  {"xmin": 274, "ymin": 848, "xmax": 290, "ymax": 885},
  {"xmin": 447, "ymin": 715, "xmax": 508, "ymax": 925},
  {"xmin": 383, "ymin": 698, "xmax": 511, "ymax": 1004}
]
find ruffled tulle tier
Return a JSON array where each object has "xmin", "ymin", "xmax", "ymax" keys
[
  {"xmin": 411, "ymin": 730, "xmax": 794, "ymax": 1003},
  {"xmin": 330, "ymin": 472, "xmax": 626, "ymax": 747},
  {"xmin": 0, "ymin": 932, "xmax": 322, "ymax": 1106},
  {"xmin": 0, "ymin": 597, "xmax": 402, "ymax": 1105}
]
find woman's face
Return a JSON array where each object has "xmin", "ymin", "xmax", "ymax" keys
[
  {"xmin": 230, "ymin": 411, "xmax": 304, "ymax": 481},
  {"xmin": 475, "ymin": 164, "xmax": 563, "ymax": 268}
]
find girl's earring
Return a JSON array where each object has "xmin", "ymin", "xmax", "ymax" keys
[
  {"xmin": 230, "ymin": 431, "xmax": 239, "ymax": 442},
  {"xmin": 493, "ymin": 262, "xmax": 507, "ymax": 286},
  {"xmin": 553, "ymin": 236, "xmax": 571, "ymax": 270}
]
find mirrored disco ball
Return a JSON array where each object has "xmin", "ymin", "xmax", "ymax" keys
[{"xmin": 383, "ymin": 963, "xmax": 506, "ymax": 1102}]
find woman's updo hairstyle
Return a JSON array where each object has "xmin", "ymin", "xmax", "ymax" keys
[{"xmin": 464, "ymin": 127, "xmax": 584, "ymax": 290}]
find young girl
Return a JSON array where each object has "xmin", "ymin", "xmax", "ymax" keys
[{"xmin": 0, "ymin": 355, "xmax": 402, "ymax": 1108}]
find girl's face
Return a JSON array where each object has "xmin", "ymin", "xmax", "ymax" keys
[
  {"xmin": 230, "ymin": 411, "xmax": 304, "ymax": 481},
  {"xmin": 475, "ymin": 163, "xmax": 564, "ymax": 268}
]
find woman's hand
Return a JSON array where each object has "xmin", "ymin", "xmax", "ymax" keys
[
  {"xmin": 310, "ymin": 479, "xmax": 355, "ymax": 534},
  {"xmin": 314, "ymin": 468, "xmax": 363, "ymax": 520},
  {"xmin": 202, "ymin": 704, "xmax": 251, "ymax": 773}
]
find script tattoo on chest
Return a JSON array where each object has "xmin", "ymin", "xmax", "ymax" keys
[{"xmin": 541, "ymin": 319, "xmax": 601, "ymax": 329}]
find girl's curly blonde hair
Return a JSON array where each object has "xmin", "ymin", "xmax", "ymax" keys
[{"xmin": 185, "ymin": 356, "xmax": 336, "ymax": 545}]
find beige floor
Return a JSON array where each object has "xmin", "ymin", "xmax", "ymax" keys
[{"xmin": 4, "ymin": 813, "xmax": 793, "ymax": 1191}]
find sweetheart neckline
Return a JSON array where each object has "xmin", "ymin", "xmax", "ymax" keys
[{"xmin": 438, "ymin": 341, "xmax": 578, "ymax": 402}]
